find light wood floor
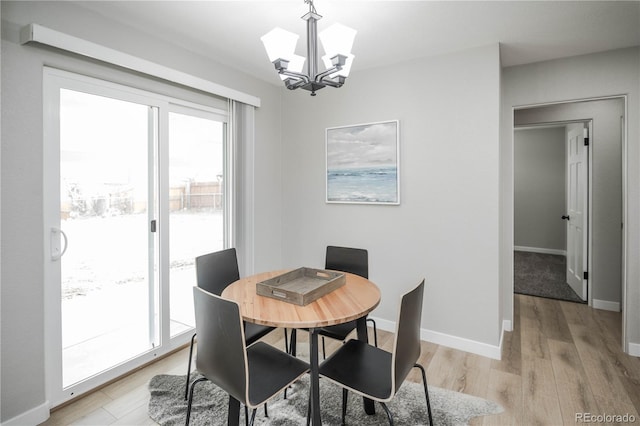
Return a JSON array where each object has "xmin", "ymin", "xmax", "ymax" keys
[{"xmin": 41, "ymin": 294, "xmax": 640, "ymax": 425}]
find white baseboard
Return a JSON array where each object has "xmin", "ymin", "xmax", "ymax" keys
[
  {"xmin": 592, "ymin": 299, "xmax": 620, "ymax": 312},
  {"xmin": 497, "ymin": 320, "xmax": 510, "ymax": 359},
  {"xmin": 514, "ymin": 246, "xmax": 566, "ymax": 256},
  {"xmin": 628, "ymin": 342, "xmax": 640, "ymax": 357},
  {"xmin": 1, "ymin": 401, "xmax": 49, "ymax": 426},
  {"xmin": 422, "ymin": 329, "xmax": 502, "ymax": 360},
  {"xmin": 370, "ymin": 316, "xmax": 502, "ymax": 360},
  {"xmin": 370, "ymin": 316, "xmax": 395, "ymax": 334}
]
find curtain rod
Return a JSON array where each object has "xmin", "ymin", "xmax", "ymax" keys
[{"xmin": 20, "ymin": 23, "xmax": 261, "ymax": 108}]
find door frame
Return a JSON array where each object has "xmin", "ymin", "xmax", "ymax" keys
[
  {"xmin": 513, "ymin": 120, "xmax": 592, "ymax": 303},
  {"xmin": 42, "ymin": 67, "xmax": 230, "ymax": 407},
  {"xmin": 511, "ymin": 94, "xmax": 628, "ymax": 352}
]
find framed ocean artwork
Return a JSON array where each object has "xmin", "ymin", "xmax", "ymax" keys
[{"xmin": 326, "ymin": 120, "xmax": 400, "ymax": 205}]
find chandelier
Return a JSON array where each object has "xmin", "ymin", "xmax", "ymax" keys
[{"xmin": 261, "ymin": 0, "xmax": 356, "ymax": 96}]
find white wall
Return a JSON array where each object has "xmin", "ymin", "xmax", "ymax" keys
[
  {"xmin": 501, "ymin": 47, "xmax": 640, "ymax": 352},
  {"xmin": 514, "ymin": 127, "xmax": 567, "ymax": 252},
  {"xmin": 0, "ymin": 1, "xmax": 283, "ymax": 423},
  {"xmin": 280, "ymin": 44, "xmax": 502, "ymax": 354}
]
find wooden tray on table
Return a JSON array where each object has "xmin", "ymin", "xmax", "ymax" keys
[{"xmin": 256, "ymin": 267, "xmax": 346, "ymax": 306}]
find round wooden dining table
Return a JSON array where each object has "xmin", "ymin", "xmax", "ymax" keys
[{"xmin": 222, "ymin": 269, "xmax": 381, "ymax": 425}]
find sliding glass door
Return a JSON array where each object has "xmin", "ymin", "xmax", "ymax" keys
[
  {"xmin": 44, "ymin": 68, "xmax": 228, "ymax": 406},
  {"xmin": 168, "ymin": 107, "xmax": 226, "ymax": 337},
  {"xmin": 58, "ymin": 88, "xmax": 157, "ymax": 389}
]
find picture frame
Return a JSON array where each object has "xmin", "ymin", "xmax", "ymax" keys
[{"xmin": 326, "ymin": 120, "xmax": 400, "ymax": 205}]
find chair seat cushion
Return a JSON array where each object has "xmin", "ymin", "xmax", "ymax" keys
[
  {"xmin": 318, "ymin": 320, "xmax": 358, "ymax": 341},
  {"xmin": 319, "ymin": 339, "xmax": 392, "ymax": 401},
  {"xmin": 247, "ymin": 342, "xmax": 309, "ymax": 408},
  {"xmin": 245, "ymin": 323, "xmax": 275, "ymax": 345}
]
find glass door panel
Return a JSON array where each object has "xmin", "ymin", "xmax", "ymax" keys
[
  {"xmin": 59, "ymin": 89, "xmax": 156, "ymax": 387},
  {"xmin": 45, "ymin": 68, "xmax": 230, "ymax": 406},
  {"xmin": 168, "ymin": 110, "xmax": 225, "ymax": 337}
]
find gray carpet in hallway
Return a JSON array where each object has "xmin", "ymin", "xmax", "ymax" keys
[{"xmin": 514, "ymin": 251, "xmax": 585, "ymax": 303}]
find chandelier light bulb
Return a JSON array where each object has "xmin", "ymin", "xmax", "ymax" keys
[
  {"xmin": 318, "ymin": 23, "xmax": 357, "ymax": 59},
  {"xmin": 261, "ymin": 27, "xmax": 298, "ymax": 63}
]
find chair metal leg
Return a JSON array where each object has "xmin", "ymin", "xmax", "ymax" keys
[
  {"xmin": 185, "ymin": 377, "xmax": 207, "ymax": 426},
  {"xmin": 379, "ymin": 402, "xmax": 394, "ymax": 425},
  {"xmin": 284, "ymin": 328, "xmax": 289, "ymax": 354},
  {"xmin": 264, "ymin": 403, "xmax": 268, "ymax": 417},
  {"xmin": 184, "ymin": 333, "xmax": 197, "ymax": 400},
  {"xmin": 322, "ymin": 336, "xmax": 327, "ymax": 360},
  {"xmin": 248, "ymin": 408, "xmax": 257, "ymax": 426},
  {"xmin": 290, "ymin": 329, "xmax": 297, "ymax": 356},
  {"xmin": 242, "ymin": 404, "xmax": 262, "ymax": 426},
  {"xmin": 228, "ymin": 397, "xmax": 241, "ymax": 426},
  {"xmin": 367, "ymin": 318, "xmax": 378, "ymax": 347},
  {"xmin": 341, "ymin": 388, "xmax": 348, "ymax": 425},
  {"xmin": 415, "ymin": 363, "xmax": 434, "ymax": 425}
]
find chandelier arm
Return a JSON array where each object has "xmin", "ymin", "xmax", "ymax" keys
[
  {"xmin": 285, "ymin": 79, "xmax": 308, "ymax": 90},
  {"xmin": 320, "ymin": 78, "xmax": 342, "ymax": 88},
  {"xmin": 321, "ymin": 75, "xmax": 347, "ymax": 87},
  {"xmin": 314, "ymin": 66, "xmax": 341, "ymax": 82},
  {"xmin": 279, "ymin": 70, "xmax": 311, "ymax": 84}
]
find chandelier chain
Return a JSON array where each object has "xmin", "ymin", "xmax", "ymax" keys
[{"xmin": 304, "ymin": 0, "xmax": 317, "ymax": 15}]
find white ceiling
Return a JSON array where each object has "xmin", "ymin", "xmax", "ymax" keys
[{"xmin": 77, "ymin": 1, "xmax": 640, "ymax": 86}]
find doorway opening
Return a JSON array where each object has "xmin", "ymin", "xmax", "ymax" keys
[
  {"xmin": 512, "ymin": 97, "xmax": 626, "ymax": 318},
  {"xmin": 513, "ymin": 122, "xmax": 589, "ymax": 303}
]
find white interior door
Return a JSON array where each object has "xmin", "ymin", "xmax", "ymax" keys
[{"xmin": 566, "ymin": 123, "xmax": 588, "ymax": 300}]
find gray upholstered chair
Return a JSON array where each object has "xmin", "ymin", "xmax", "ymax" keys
[
  {"xmin": 186, "ymin": 287, "xmax": 309, "ymax": 426},
  {"xmin": 318, "ymin": 279, "xmax": 433, "ymax": 425}
]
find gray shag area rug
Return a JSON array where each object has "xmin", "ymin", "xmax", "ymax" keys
[
  {"xmin": 148, "ymin": 373, "xmax": 503, "ymax": 425},
  {"xmin": 514, "ymin": 251, "xmax": 584, "ymax": 303}
]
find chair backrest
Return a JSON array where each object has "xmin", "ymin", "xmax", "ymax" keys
[
  {"xmin": 325, "ymin": 246, "xmax": 368, "ymax": 279},
  {"xmin": 195, "ymin": 248, "xmax": 240, "ymax": 295},
  {"xmin": 192, "ymin": 286, "xmax": 249, "ymax": 405},
  {"xmin": 391, "ymin": 279, "xmax": 425, "ymax": 394}
]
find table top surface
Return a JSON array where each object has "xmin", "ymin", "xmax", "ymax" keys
[{"xmin": 221, "ymin": 269, "xmax": 381, "ymax": 329}]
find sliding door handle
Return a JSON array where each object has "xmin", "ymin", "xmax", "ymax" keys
[
  {"xmin": 561, "ymin": 215, "xmax": 570, "ymax": 220},
  {"xmin": 51, "ymin": 227, "xmax": 68, "ymax": 261}
]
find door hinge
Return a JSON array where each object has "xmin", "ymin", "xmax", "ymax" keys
[
  {"xmin": 150, "ymin": 220, "xmax": 157, "ymax": 233},
  {"xmin": 584, "ymin": 137, "xmax": 589, "ymax": 146},
  {"xmin": 583, "ymin": 271, "xmax": 589, "ymax": 280}
]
